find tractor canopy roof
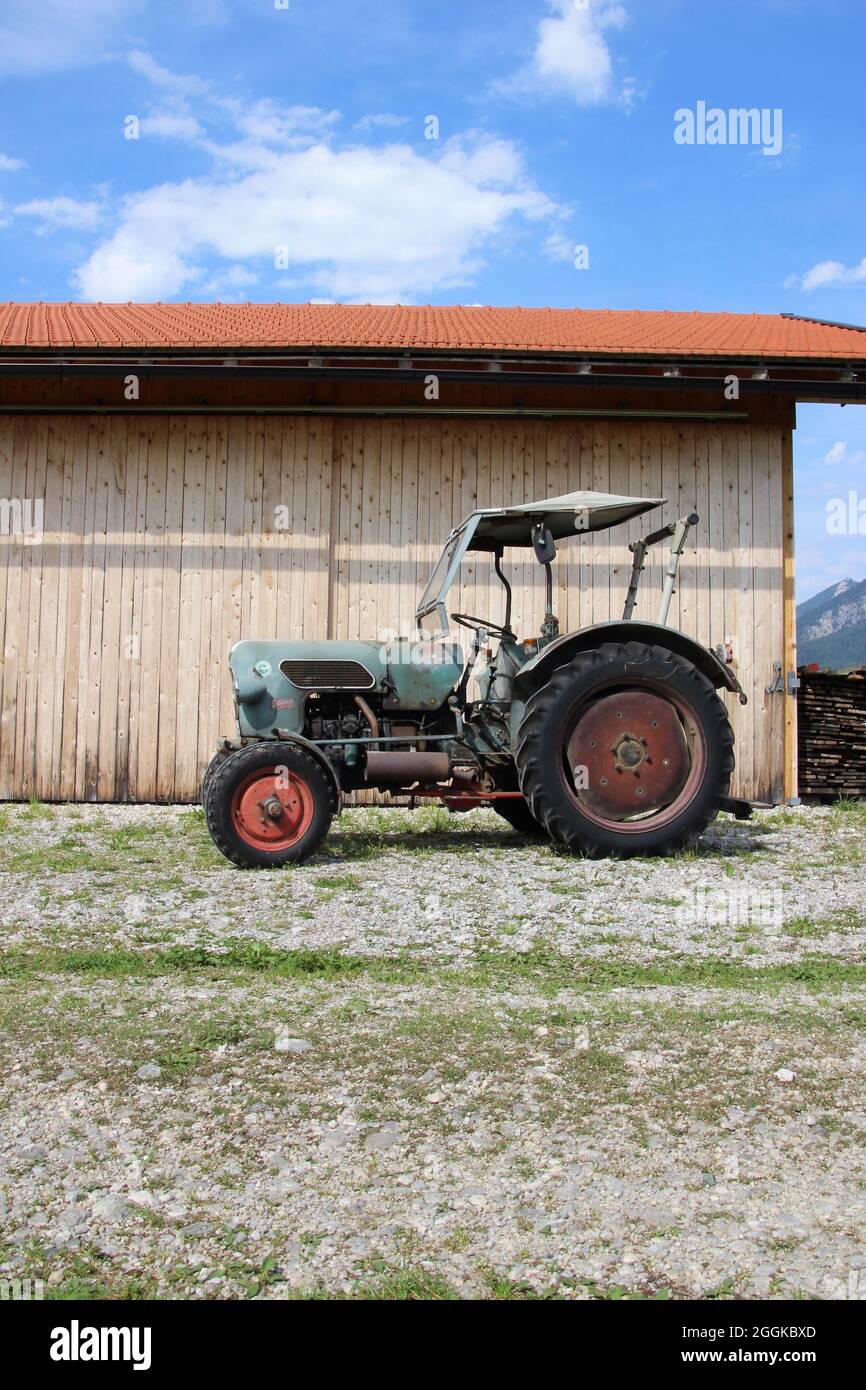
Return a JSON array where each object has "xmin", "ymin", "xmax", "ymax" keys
[
  {"xmin": 416, "ymin": 491, "xmax": 666, "ymax": 630},
  {"xmin": 463, "ymin": 491, "xmax": 666, "ymax": 550}
]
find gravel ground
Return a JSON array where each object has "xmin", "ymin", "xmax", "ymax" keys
[{"xmin": 0, "ymin": 799, "xmax": 864, "ymax": 1300}]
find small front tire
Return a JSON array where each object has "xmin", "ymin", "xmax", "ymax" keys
[{"xmin": 203, "ymin": 742, "xmax": 336, "ymax": 868}]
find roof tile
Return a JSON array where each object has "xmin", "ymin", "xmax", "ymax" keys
[{"xmin": 0, "ymin": 303, "xmax": 863, "ymax": 359}]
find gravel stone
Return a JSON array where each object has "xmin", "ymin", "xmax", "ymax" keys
[{"xmin": 1, "ymin": 802, "xmax": 864, "ymax": 1300}]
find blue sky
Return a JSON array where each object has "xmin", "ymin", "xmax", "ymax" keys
[{"xmin": 0, "ymin": 0, "xmax": 864, "ymax": 599}]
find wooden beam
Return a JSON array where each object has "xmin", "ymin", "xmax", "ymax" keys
[{"xmin": 782, "ymin": 425, "xmax": 799, "ymax": 801}]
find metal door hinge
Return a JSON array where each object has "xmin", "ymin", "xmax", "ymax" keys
[{"xmin": 766, "ymin": 663, "xmax": 800, "ymax": 696}]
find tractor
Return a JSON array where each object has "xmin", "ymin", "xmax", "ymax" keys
[{"xmin": 202, "ymin": 491, "xmax": 747, "ymax": 867}]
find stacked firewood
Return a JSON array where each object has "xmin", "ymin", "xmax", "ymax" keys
[{"xmin": 798, "ymin": 667, "xmax": 866, "ymax": 799}]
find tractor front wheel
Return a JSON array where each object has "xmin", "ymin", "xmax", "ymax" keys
[
  {"xmin": 203, "ymin": 742, "xmax": 336, "ymax": 868},
  {"xmin": 516, "ymin": 641, "xmax": 734, "ymax": 857}
]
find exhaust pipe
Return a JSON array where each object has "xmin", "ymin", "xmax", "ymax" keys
[{"xmin": 364, "ymin": 751, "xmax": 450, "ymax": 785}]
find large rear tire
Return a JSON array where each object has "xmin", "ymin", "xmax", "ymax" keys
[
  {"xmin": 493, "ymin": 796, "xmax": 550, "ymax": 841},
  {"xmin": 204, "ymin": 742, "xmax": 336, "ymax": 868},
  {"xmin": 516, "ymin": 641, "xmax": 735, "ymax": 857}
]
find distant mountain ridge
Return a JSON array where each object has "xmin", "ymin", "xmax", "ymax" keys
[{"xmin": 797, "ymin": 577, "xmax": 866, "ymax": 669}]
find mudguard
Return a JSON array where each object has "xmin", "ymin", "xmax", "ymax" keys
[{"xmin": 514, "ymin": 621, "xmax": 747, "ymax": 702}]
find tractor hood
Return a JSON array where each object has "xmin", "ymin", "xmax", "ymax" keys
[{"xmin": 229, "ymin": 637, "xmax": 463, "ymax": 737}]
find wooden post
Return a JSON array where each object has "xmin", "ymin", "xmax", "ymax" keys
[{"xmin": 782, "ymin": 424, "xmax": 798, "ymax": 802}]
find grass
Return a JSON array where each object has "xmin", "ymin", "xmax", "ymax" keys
[{"xmin": 2, "ymin": 938, "xmax": 865, "ymax": 993}]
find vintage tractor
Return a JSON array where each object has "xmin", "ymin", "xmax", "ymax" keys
[{"xmin": 203, "ymin": 491, "xmax": 747, "ymax": 867}]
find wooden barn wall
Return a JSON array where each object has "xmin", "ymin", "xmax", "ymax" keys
[{"xmin": 0, "ymin": 412, "xmax": 786, "ymax": 803}]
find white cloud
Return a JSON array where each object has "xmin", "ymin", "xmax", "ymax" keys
[
  {"xmin": 786, "ymin": 257, "xmax": 866, "ymax": 292},
  {"xmin": 75, "ymin": 135, "xmax": 556, "ymax": 302},
  {"xmin": 493, "ymin": 0, "xmax": 631, "ymax": 106},
  {"xmin": 821, "ymin": 441, "xmax": 866, "ymax": 468},
  {"xmin": 0, "ymin": 153, "xmax": 26, "ymax": 172},
  {"xmin": 15, "ymin": 196, "xmax": 104, "ymax": 233},
  {"xmin": 544, "ymin": 230, "xmax": 578, "ymax": 262},
  {"xmin": 127, "ymin": 49, "xmax": 208, "ymax": 96},
  {"xmin": 0, "ymin": 1, "xmax": 141, "ymax": 75},
  {"xmin": 68, "ymin": 60, "xmax": 560, "ymax": 303},
  {"xmin": 0, "ymin": 2, "xmax": 226, "ymax": 74}
]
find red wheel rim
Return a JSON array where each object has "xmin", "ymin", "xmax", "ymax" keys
[
  {"xmin": 230, "ymin": 768, "xmax": 315, "ymax": 851},
  {"xmin": 564, "ymin": 680, "xmax": 706, "ymax": 832}
]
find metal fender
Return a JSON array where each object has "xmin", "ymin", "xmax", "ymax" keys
[
  {"xmin": 514, "ymin": 621, "xmax": 747, "ymax": 703},
  {"xmin": 270, "ymin": 731, "xmax": 343, "ymax": 817}
]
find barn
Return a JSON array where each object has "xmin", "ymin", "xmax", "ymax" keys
[{"xmin": 1, "ymin": 302, "xmax": 864, "ymax": 806}]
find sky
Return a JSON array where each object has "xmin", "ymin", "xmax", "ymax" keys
[{"xmin": 0, "ymin": 0, "xmax": 863, "ymax": 600}]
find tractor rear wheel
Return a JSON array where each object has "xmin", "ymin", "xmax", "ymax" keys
[
  {"xmin": 204, "ymin": 742, "xmax": 336, "ymax": 868},
  {"xmin": 516, "ymin": 641, "xmax": 734, "ymax": 857},
  {"xmin": 493, "ymin": 795, "xmax": 549, "ymax": 840}
]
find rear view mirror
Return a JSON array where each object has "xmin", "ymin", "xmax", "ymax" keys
[{"xmin": 531, "ymin": 523, "xmax": 556, "ymax": 565}]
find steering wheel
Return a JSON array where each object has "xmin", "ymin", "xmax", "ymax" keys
[{"xmin": 451, "ymin": 612, "xmax": 513, "ymax": 639}]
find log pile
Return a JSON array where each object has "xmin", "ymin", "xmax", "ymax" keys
[{"xmin": 798, "ymin": 667, "xmax": 866, "ymax": 799}]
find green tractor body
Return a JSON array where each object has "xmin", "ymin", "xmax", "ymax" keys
[{"xmin": 204, "ymin": 491, "xmax": 747, "ymax": 867}]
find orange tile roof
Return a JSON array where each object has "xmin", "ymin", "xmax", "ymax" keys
[{"xmin": 0, "ymin": 302, "xmax": 864, "ymax": 359}]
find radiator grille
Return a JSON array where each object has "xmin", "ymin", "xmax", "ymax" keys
[{"xmin": 280, "ymin": 659, "xmax": 376, "ymax": 690}]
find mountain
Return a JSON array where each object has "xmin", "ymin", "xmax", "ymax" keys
[{"xmin": 797, "ymin": 577, "xmax": 866, "ymax": 669}]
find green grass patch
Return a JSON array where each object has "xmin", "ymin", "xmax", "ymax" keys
[{"xmin": 2, "ymin": 939, "xmax": 866, "ymax": 994}]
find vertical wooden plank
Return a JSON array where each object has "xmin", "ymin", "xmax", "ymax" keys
[
  {"xmin": 17, "ymin": 416, "xmax": 48, "ymax": 798},
  {"xmin": 326, "ymin": 420, "xmax": 347, "ymax": 640},
  {"xmin": 59, "ymin": 416, "xmax": 85, "ymax": 800},
  {"xmin": 488, "ymin": 422, "xmax": 506, "ymax": 627},
  {"xmin": 608, "ymin": 422, "xmax": 630, "ymax": 623},
  {"xmin": 0, "ymin": 420, "xmax": 30, "ymax": 796},
  {"xmin": 359, "ymin": 420, "xmax": 380, "ymax": 639},
  {"xmin": 678, "ymin": 422, "xmax": 697, "ymax": 639},
  {"xmin": 591, "ymin": 421, "xmax": 610, "ymax": 623},
  {"xmin": 576, "ymin": 424, "xmax": 594, "ymax": 631},
  {"xmin": 781, "ymin": 426, "xmax": 798, "ymax": 803},
  {"xmin": 317, "ymin": 418, "xmax": 333, "ymax": 639},
  {"xmin": 135, "ymin": 417, "xmax": 169, "ymax": 801},
  {"xmin": 95, "ymin": 416, "xmax": 128, "ymax": 800},
  {"xmin": 0, "ymin": 418, "xmax": 15, "ymax": 796},
  {"xmin": 400, "ymin": 418, "xmax": 419, "ymax": 637},
  {"xmin": 223, "ymin": 414, "xmax": 247, "ymax": 728},
  {"xmin": 735, "ymin": 423, "xmax": 755, "ymax": 800},
  {"xmin": 639, "ymin": 419, "xmax": 664, "ymax": 616},
  {"xmin": 751, "ymin": 424, "xmax": 773, "ymax": 801},
  {"xmin": 204, "ymin": 416, "xmax": 234, "ymax": 756},
  {"xmin": 300, "ymin": 420, "xmax": 325, "ymax": 639},
  {"xmin": 766, "ymin": 426, "xmax": 786, "ymax": 804},
  {"xmin": 155, "ymin": 417, "xmax": 186, "ymax": 800},
  {"xmin": 174, "ymin": 418, "xmax": 206, "ymax": 801},
  {"xmin": 114, "ymin": 418, "xmax": 143, "ymax": 800},
  {"xmin": 414, "ymin": 418, "xmax": 433, "ymax": 635},
  {"xmin": 706, "ymin": 422, "xmax": 726, "ymax": 653},
  {"xmin": 72, "ymin": 418, "xmax": 100, "ymax": 800},
  {"xmin": 384, "ymin": 420, "xmax": 402, "ymax": 642},
  {"xmin": 126, "ymin": 419, "xmax": 152, "ymax": 801},
  {"xmin": 346, "ymin": 419, "xmax": 364, "ymax": 641}
]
